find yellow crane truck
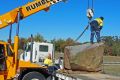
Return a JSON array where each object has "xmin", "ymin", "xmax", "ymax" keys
[{"xmin": 0, "ymin": 0, "xmax": 65, "ymax": 80}]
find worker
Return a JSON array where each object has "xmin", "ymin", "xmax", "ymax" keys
[
  {"xmin": 44, "ymin": 53, "xmax": 53, "ymax": 66},
  {"xmin": 44, "ymin": 54, "xmax": 59, "ymax": 74},
  {"xmin": 90, "ymin": 16, "xmax": 104, "ymax": 44}
]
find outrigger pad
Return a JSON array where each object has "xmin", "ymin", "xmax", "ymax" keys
[{"xmin": 64, "ymin": 42, "xmax": 104, "ymax": 72}]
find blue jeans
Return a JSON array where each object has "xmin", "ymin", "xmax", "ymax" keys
[
  {"xmin": 48, "ymin": 65, "xmax": 59, "ymax": 75},
  {"xmin": 90, "ymin": 29, "xmax": 101, "ymax": 43},
  {"xmin": 90, "ymin": 20, "xmax": 101, "ymax": 43}
]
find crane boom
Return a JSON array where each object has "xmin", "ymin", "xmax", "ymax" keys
[{"xmin": 0, "ymin": 0, "xmax": 63, "ymax": 29}]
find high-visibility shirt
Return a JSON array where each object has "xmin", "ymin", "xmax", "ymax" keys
[
  {"xmin": 44, "ymin": 58, "xmax": 53, "ymax": 66},
  {"xmin": 95, "ymin": 18, "xmax": 103, "ymax": 26}
]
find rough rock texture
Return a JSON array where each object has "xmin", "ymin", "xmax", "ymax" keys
[{"xmin": 64, "ymin": 43, "xmax": 104, "ymax": 72}]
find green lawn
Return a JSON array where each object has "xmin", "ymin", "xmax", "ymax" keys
[
  {"xmin": 103, "ymin": 56, "xmax": 120, "ymax": 62},
  {"xmin": 103, "ymin": 65, "xmax": 120, "ymax": 76},
  {"xmin": 103, "ymin": 56, "xmax": 120, "ymax": 76}
]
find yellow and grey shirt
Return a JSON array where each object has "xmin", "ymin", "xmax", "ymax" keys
[
  {"xmin": 44, "ymin": 58, "xmax": 53, "ymax": 66},
  {"xmin": 95, "ymin": 18, "xmax": 103, "ymax": 26}
]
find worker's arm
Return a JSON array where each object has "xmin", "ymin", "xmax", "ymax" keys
[
  {"xmin": 99, "ymin": 26, "xmax": 103, "ymax": 30},
  {"xmin": 99, "ymin": 22, "xmax": 103, "ymax": 30},
  {"xmin": 44, "ymin": 58, "xmax": 53, "ymax": 66},
  {"xmin": 0, "ymin": 0, "xmax": 64, "ymax": 29}
]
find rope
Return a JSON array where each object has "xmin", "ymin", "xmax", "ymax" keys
[
  {"xmin": 88, "ymin": 0, "xmax": 94, "ymax": 9},
  {"xmin": 75, "ymin": 25, "xmax": 89, "ymax": 42},
  {"xmin": 75, "ymin": 0, "xmax": 95, "ymax": 42}
]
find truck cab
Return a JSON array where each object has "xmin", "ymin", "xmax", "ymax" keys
[
  {"xmin": 0, "ymin": 41, "xmax": 17, "ymax": 80},
  {"xmin": 0, "ymin": 44, "xmax": 6, "ymax": 71},
  {"xmin": 20, "ymin": 42, "xmax": 54, "ymax": 64}
]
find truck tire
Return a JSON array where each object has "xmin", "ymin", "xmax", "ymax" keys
[{"xmin": 22, "ymin": 72, "xmax": 46, "ymax": 80}]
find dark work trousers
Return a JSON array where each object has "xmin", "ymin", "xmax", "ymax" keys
[
  {"xmin": 48, "ymin": 65, "xmax": 59, "ymax": 75},
  {"xmin": 90, "ymin": 20, "xmax": 101, "ymax": 43}
]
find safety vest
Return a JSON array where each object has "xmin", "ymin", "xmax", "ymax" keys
[
  {"xmin": 44, "ymin": 58, "xmax": 53, "ymax": 66},
  {"xmin": 95, "ymin": 18, "xmax": 103, "ymax": 26}
]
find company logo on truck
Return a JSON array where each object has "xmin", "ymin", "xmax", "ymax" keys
[{"xmin": 26, "ymin": 0, "xmax": 49, "ymax": 11}]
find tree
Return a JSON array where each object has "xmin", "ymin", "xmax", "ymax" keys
[
  {"xmin": 19, "ymin": 37, "xmax": 28, "ymax": 49},
  {"xmin": 33, "ymin": 33, "xmax": 45, "ymax": 42},
  {"xmin": 19, "ymin": 33, "xmax": 45, "ymax": 50},
  {"xmin": 51, "ymin": 38, "xmax": 75, "ymax": 52},
  {"xmin": 101, "ymin": 36, "xmax": 120, "ymax": 56}
]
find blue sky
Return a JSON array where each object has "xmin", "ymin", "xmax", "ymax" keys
[{"xmin": 0, "ymin": 0, "xmax": 120, "ymax": 42}]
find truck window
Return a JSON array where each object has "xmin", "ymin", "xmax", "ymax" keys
[
  {"xmin": 0, "ymin": 44, "xmax": 4, "ymax": 57},
  {"xmin": 39, "ymin": 45, "xmax": 48, "ymax": 52},
  {"xmin": 0, "ymin": 44, "xmax": 6, "ymax": 71}
]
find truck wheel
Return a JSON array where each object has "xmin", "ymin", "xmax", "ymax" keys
[{"xmin": 22, "ymin": 72, "xmax": 46, "ymax": 80}]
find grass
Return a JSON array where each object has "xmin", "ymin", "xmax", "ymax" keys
[
  {"xmin": 103, "ymin": 56, "xmax": 120, "ymax": 62},
  {"xmin": 103, "ymin": 56, "xmax": 120, "ymax": 76},
  {"xmin": 103, "ymin": 65, "xmax": 120, "ymax": 76}
]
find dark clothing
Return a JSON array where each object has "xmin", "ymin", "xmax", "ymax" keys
[
  {"xmin": 90, "ymin": 29, "xmax": 101, "ymax": 43},
  {"xmin": 47, "ymin": 64, "xmax": 59, "ymax": 75},
  {"xmin": 90, "ymin": 20, "xmax": 100, "ymax": 31},
  {"xmin": 90, "ymin": 20, "xmax": 101, "ymax": 43}
]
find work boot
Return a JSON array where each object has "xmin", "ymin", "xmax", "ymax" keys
[
  {"xmin": 97, "ymin": 40, "xmax": 101, "ymax": 43},
  {"xmin": 90, "ymin": 41, "xmax": 94, "ymax": 44}
]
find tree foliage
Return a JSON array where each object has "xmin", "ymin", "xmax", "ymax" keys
[
  {"xmin": 33, "ymin": 33, "xmax": 44, "ymax": 42},
  {"xmin": 19, "ymin": 33, "xmax": 45, "ymax": 49},
  {"xmin": 51, "ymin": 38, "xmax": 75, "ymax": 52},
  {"xmin": 19, "ymin": 38, "xmax": 28, "ymax": 49},
  {"xmin": 101, "ymin": 36, "xmax": 120, "ymax": 56},
  {"xmin": 18, "ymin": 33, "xmax": 120, "ymax": 56}
]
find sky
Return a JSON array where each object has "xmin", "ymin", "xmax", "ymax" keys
[{"xmin": 0, "ymin": 0, "xmax": 120, "ymax": 42}]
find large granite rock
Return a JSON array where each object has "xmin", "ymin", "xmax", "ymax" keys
[{"xmin": 64, "ymin": 43, "xmax": 104, "ymax": 72}]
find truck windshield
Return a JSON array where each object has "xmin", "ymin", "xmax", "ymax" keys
[
  {"xmin": 39, "ymin": 45, "xmax": 48, "ymax": 52},
  {"xmin": 0, "ymin": 44, "xmax": 5, "ymax": 71},
  {"xmin": 0, "ymin": 44, "xmax": 4, "ymax": 58}
]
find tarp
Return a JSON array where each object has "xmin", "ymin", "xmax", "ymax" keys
[{"xmin": 64, "ymin": 43, "xmax": 104, "ymax": 72}]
